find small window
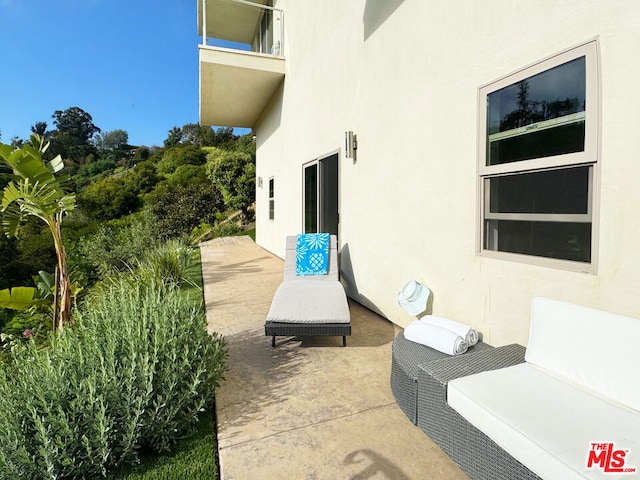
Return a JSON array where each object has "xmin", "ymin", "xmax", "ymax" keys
[
  {"xmin": 268, "ymin": 177, "xmax": 274, "ymax": 220},
  {"xmin": 478, "ymin": 41, "xmax": 599, "ymax": 269}
]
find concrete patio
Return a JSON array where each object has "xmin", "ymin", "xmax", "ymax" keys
[{"xmin": 200, "ymin": 236, "xmax": 468, "ymax": 480}]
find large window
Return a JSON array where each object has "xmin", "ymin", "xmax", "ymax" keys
[{"xmin": 478, "ymin": 41, "xmax": 599, "ymax": 269}]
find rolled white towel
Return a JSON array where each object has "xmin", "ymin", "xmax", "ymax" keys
[
  {"xmin": 403, "ymin": 321, "xmax": 468, "ymax": 356},
  {"xmin": 420, "ymin": 315, "xmax": 479, "ymax": 346}
]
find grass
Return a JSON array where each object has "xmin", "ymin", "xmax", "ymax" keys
[
  {"xmin": 107, "ymin": 411, "xmax": 218, "ymax": 480},
  {"xmin": 231, "ymin": 226, "xmax": 255, "ymax": 240}
]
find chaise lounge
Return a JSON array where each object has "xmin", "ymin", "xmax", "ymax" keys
[{"xmin": 264, "ymin": 234, "xmax": 351, "ymax": 347}]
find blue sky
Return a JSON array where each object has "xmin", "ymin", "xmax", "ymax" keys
[{"xmin": 0, "ymin": 0, "xmax": 222, "ymax": 147}]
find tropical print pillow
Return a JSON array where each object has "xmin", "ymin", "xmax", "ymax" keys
[{"xmin": 296, "ymin": 233, "xmax": 330, "ymax": 276}]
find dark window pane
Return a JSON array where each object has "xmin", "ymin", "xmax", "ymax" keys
[
  {"xmin": 320, "ymin": 154, "xmax": 339, "ymax": 236},
  {"xmin": 489, "ymin": 167, "xmax": 590, "ymax": 214},
  {"xmin": 485, "ymin": 220, "xmax": 591, "ymax": 262},
  {"xmin": 304, "ymin": 165, "xmax": 317, "ymax": 233},
  {"xmin": 487, "ymin": 57, "xmax": 586, "ymax": 166},
  {"xmin": 268, "ymin": 178, "xmax": 275, "ymax": 220},
  {"xmin": 489, "ymin": 121, "xmax": 585, "ymax": 165}
]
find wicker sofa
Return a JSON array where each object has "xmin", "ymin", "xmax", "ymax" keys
[
  {"xmin": 392, "ymin": 298, "xmax": 640, "ymax": 479},
  {"xmin": 390, "ymin": 332, "xmax": 493, "ymax": 424}
]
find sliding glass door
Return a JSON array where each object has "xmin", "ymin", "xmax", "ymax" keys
[{"xmin": 303, "ymin": 153, "xmax": 339, "ymax": 236}]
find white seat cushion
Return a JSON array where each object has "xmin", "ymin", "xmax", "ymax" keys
[
  {"xmin": 448, "ymin": 363, "xmax": 640, "ymax": 480},
  {"xmin": 266, "ymin": 280, "xmax": 350, "ymax": 324}
]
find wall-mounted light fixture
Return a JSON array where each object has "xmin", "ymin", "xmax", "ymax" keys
[
  {"xmin": 345, "ymin": 131, "xmax": 358, "ymax": 159},
  {"xmin": 257, "ymin": 176, "xmax": 263, "ymax": 188}
]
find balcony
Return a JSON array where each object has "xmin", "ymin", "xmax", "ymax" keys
[{"xmin": 197, "ymin": 0, "xmax": 285, "ymax": 128}]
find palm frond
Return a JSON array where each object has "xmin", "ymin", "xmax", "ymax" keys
[
  {"xmin": 0, "ymin": 204, "xmax": 27, "ymax": 238},
  {"xmin": 14, "ymin": 149, "xmax": 57, "ymax": 184},
  {"xmin": 48, "ymin": 154, "xmax": 64, "ymax": 174},
  {"xmin": 2, "ymin": 179, "xmax": 58, "ymax": 216}
]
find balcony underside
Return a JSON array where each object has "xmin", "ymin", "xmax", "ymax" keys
[
  {"xmin": 199, "ymin": 46, "xmax": 285, "ymax": 128},
  {"xmin": 197, "ymin": 0, "xmax": 269, "ymax": 44}
]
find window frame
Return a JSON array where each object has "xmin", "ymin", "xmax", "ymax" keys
[{"xmin": 477, "ymin": 40, "xmax": 601, "ymax": 272}]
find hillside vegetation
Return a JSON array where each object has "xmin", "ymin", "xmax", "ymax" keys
[
  {"xmin": 0, "ymin": 107, "xmax": 248, "ymax": 478},
  {"xmin": 0, "ymin": 106, "xmax": 255, "ymax": 336}
]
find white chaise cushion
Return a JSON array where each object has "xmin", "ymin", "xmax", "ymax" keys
[
  {"xmin": 448, "ymin": 363, "xmax": 640, "ymax": 480},
  {"xmin": 266, "ymin": 280, "xmax": 350, "ymax": 324},
  {"xmin": 527, "ymin": 297, "xmax": 640, "ymax": 411}
]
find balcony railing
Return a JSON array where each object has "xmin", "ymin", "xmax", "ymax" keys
[{"xmin": 199, "ymin": 0, "xmax": 284, "ymax": 56}]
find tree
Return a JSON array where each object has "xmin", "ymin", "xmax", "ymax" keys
[
  {"xmin": 0, "ymin": 134, "xmax": 75, "ymax": 331},
  {"xmin": 31, "ymin": 121, "xmax": 48, "ymax": 136},
  {"xmin": 164, "ymin": 126, "xmax": 183, "ymax": 148},
  {"xmin": 94, "ymin": 129, "xmax": 129, "ymax": 152},
  {"xmin": 10, "ymin": 136, "xmax": 24, "ymax": 149},
  {"xmin": 213, "ymin": 126, "xmax": 235, "ymax": 146},
  {"xmin": 133, "ymin": 146, "xmax": 150, "ymax": 162},
  {"xmin": 49, "ymin": 106, "xmax": 101, "ymax": 163},
  {"xmin": 181, "ymin": 123, "xmax": 216, "ymax": 147},
  {"xmin": 205, "ymin": 148, "xmax": 256, "ymax": 220},
  {"xmin": 52, "ymin": 107, "xmax": 100, "ymax": 145}
]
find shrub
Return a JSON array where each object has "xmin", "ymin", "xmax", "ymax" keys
[
  {"xmin": 71, "ymin": 209, "xmax": 161, "ymax": 281},
  {"xmin": 165, "ymin": 164, "xmax": 207, "ymax": 188},
  {"xmin": 202, "ymin": 222, "xmax": 243, "ymax": 242},
  {"xmin": 136, "ymin": 239, "xmax": 201, "ymax": 289},
  {"xmin": 73, "ymin": 158, "xmax": 117, "ymax": 190},
  {"xmin": 0, "ymin": 279, "xmax": 227, "ymax": 479},
  {"xmin": 1, "ymin": 310, "xmax": 52, "ymax": 338},
  {"xmin": 77, "ymin": 176, "xmax": 141, "ymax": 221},
  {"xmin": 156, "ymin": 145, "xmax": 206, "ymax": 176},
  {"xmin": 148, "ymin": 182, "xmax": 224, "ymax": 240},
  {"xmin": 122, "ymin": 160, "xmax": 159, "ymax": 195}
]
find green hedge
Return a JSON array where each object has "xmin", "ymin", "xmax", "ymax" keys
[{"xmin": 0, "ymin": 279, "xmax": 227, "ymax": 479}]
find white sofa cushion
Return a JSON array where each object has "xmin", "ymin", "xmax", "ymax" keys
[
  {"xmin": 448, "ymin": 363, "xmax": 640, "ymax": 480},
  {"xmin": 527, "ymin": 297, "xmax": 640, "ymax": 411}
]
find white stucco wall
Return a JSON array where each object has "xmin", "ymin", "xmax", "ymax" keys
[{"xmin": 253, "ymin": 0, "xmax": 640, "ymax": 346}]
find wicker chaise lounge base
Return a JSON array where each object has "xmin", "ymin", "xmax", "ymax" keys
[
  {"xmin": 264, "ymin": 322, "xmax": 351, "ymax": 347},
  {"xmin": 391, "ymin": 332, "xmax": 541, "ymax": 480}
]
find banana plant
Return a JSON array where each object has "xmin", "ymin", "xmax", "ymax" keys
[
  {"xmin": 0, "ymin": 271, "xmax": 81, "ymax": 319},
  {"xmin": 33, "ymin": 270, "xmax": 56, "ymax": 300},
  {"xmin": 0, "ymin": 286, "xmax": 49, "ymax": 310},
  {"xmin": 0, "ymin": 135, "xmax": 75, "ymax": 331}
]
